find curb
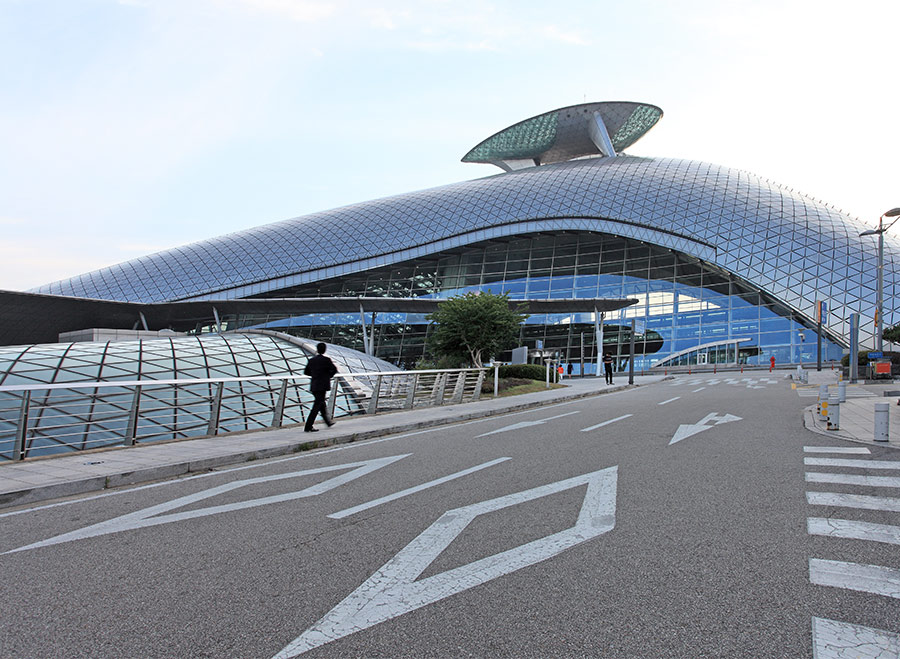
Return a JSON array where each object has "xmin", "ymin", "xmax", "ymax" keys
[
  {"xmin": 802, "ymin": 404, "xmax": 900, "ymax": 450},
  {"xmin": 0, "ymin": 381, "xmax": 645, "ymax": 509}
]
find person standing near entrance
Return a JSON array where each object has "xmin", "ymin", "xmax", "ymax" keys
[
  {"xmin": 304, "ymin": 342, "xmax": 337, "ymax": 432},
  {"xmin": 603, "ymin": 351, "xmax": 614, "ymax": 385}
]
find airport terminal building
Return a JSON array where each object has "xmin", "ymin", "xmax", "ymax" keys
[{"xmin": 13, "ymin": 101, "xmax": 900, "ymax": 371}]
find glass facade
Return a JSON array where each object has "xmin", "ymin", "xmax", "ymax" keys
[
  {"xmin": 204, "ymin": 233, "xmax": 844, "ymax": 370},
  {"xmin": 0, "ymin": 333, "xmax": 397, "ymax": 460}
]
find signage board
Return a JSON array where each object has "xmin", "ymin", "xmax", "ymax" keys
[{"xmin": 868, "ymin": 351, "xmax": 883, "ymax": 359}]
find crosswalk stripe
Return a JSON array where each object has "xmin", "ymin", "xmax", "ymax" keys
[
  {"xmin": 804, "ymin": 457, "xmax": 900, "ymax": 470},
  {"xmin": 808, "ymin": 517, "xmax": 900, "ymax": 546},
  {"xmin": 806, "ymin": 472, "xmax": 900, "ymax": 488},
  {"xmin": 812, "ymin": 617, "xmax": 900, "ymax": 658},
  {"xmin": 807, "ymin": 491, "xmax": 900, "ymax": 512},
  {"xmin": 809, "ymin": 558, "xmax": 900, "ymax": 599},
  {"xmin": 804, "ymin": 446, "xmax": 871, "ymax": 454}
]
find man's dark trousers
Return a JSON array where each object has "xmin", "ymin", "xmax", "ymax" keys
[{"xmin": 305, "ymin": 390, "xmax": 330, "ymax": 430}]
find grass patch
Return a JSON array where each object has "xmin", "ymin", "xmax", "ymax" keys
[{"xmin": 483, "ymin": 377, "xmax": 565, "ymax": 397}]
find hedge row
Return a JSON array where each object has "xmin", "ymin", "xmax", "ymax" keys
[{"xmin": 497, "ymin": 364, "xmax": 547, "ymax": 381}]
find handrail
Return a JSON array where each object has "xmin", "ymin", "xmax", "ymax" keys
[{"xmin": 0, "ymin": 368, "xmax": 488, "ymax": 462}]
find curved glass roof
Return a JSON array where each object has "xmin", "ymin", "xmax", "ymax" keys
[
  {"xmin": 34, "ymin": 154, "xmax": 899, "ymax": 354},
  {"xmin": 0, "ymin": 333, "xmax": 396, "ymax": 459},
  {"xmin": 461, "ymin": 101, "xmax": 663, "ymax": 165}
]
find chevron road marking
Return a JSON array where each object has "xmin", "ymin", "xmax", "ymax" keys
[
  {"xmin": 272, "ymin": 466, "xmax": 618, "ymax": 658},
  {"xmin": 5, "ymin": 455, "xmax": 409, "ymax": 554},
  {"xmin": 812, "ymin": 617, "xmax": 900, "ymax": 658},
  {"xmin": 328, "ymin": 457, "xmax": 512, "ymax": 519}
]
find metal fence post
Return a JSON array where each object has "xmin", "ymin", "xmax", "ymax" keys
[
  {"xmin": 433, "ymin": 373, "xmax": 446, "ymax": 405},
  {"xmin": 367, "ymin": 375, "xmax": 383, "ymax": 414},
  {"xmin": 875, "ymin": 402, "xmax": 890, "ymax": 442},
  {"xmin": 494, "ymin": 363, "xmax": 500, "ymax": 398},
  {"xmin": 207, "ymin": 382, "xmax": 224, "ymax": 436},
  {"xmin": 13, "ymin": 390, "xmax": 31, "ymax": 461},
  {"xmin": 271, "ymin": 379, "xmax": 288, "ymax": 428},
  {"xmin": 328, "ymin": 377, "xmax": 340, "ymax": 419},
  {"xmin": 124, "ymin": 385, "xmax": 142, "ymax": 446},
  {"xmin": 450, "ymin": 371, "xmax": 466, "ymax": 404},
  {"xmin": 404, "ymin": 373, "xmax": 419, "ymax": 409}
]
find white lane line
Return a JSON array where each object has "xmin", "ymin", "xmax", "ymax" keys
[
  {"xmin": 328, "ymin": 457, "xmax": 512, "ymax": 519},
  {"xmin": 804, "ymin": 446, "xmax": 871, "ymax": 454},
  {"xmin": 805, "ymin": 457, "xmax": 900, "ymax": 470},
  {"xmin": 0, "ymin": 400, "xmax": 586, "ymax": 520},
  {"xmin": 475, "ymin": 411, "xmax": 580, "ymax": 438},
  {"xmin": 808, "ymin": 517, "xmax": 900, "ymax": 546},
  {"xmin": 812, "ymin": 617, "xmax": 900, "ymax": 658},
  {"xmin": 809, "ymin": 558, "xmax": 900, "ymax": 599},
  {"xmin": 807, "ymin": 491, "xmax": 900, "ymax": 512},
  {"xmin": 806, "ymin": 473, "xmax": 900, "ymax": 488},
  {"xmin": 692, "ymin": 387, "xmax": 706, "ymax": 392},
  {"xmin": 658, "ymin": 397, "xmax": 680, "ymax": 406},
  {"xmin": 580, "ymin": 414, "xmax": 633, "ymax": 432}
]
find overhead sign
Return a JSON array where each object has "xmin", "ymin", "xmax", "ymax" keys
[{"xmin": 868, "ymin": 351, "xmax": 883, "ymax": 359}]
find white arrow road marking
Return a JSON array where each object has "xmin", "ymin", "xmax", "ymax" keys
[
  {"xmin": 808, "ymin": 518, "xmax": 900, "ymax": 546},
  {"xmin": 475, "ymin": 411, "xmax": 579, "ymax": 437},
  {"xmin": 669, "ymin": 412, "xmax": 742, "ymax": 445},
  {"xmin": 580, "ymin": 414, "xmax": 632, "ymax": 432},
  {"xmin": 4, "ymin": 455, "xmax": 409, "ymax": 554},
  {"xmin": 272, "ymin": 466, "xmax": 618, "ymax": 658},
  {"xmin": 328, "ymin": 457, "xmax": 512, "ymax": 519},
  {"xmin": 810, "ymin": 559, "xmax": 900, "ymax": 599},
  {"xmin": 812, "ymin": 617, "xmax": 900, "ymax": 658}
]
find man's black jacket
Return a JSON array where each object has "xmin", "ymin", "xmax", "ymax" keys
[{"xmin": 304, "ymin": 354, "xmax": 338, "ymax": 392}]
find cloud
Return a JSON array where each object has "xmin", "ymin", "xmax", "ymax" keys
[
  {"xmin": 543, "ymin": 25, "xmax": 590, "ymax": 46},
  {"xmin": 230, "ymin": 0, "xmax": 336, "ymax": 22}
]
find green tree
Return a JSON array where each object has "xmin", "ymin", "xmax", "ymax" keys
[
  {"xmin": 426, "ymin": 292, "xmax": 529, "ymax": 367},
  {"xmin": 883, "ymin": 324, "xmax": 900, "ymax": 345}
]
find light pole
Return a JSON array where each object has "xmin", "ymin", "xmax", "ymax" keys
[{"xmin": 860, "ymin": 207, "xmax": 900, "ymax": 352}]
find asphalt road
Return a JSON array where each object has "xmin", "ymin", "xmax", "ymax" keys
[{"xmin": 1, "ymin": 375, "xmax": 898, "ymax": 658}]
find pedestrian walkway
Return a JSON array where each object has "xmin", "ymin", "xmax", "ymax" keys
[
  {"xmin": 800, "ymin": 369, "xmax": 900, "ymax": 450},
  {"xmin": 0, "ymin": 374, "xmax": 667, "ymax": 509}
]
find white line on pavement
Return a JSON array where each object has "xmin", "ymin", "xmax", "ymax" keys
[
  {"xmin": 809, "ymin": 558, "xmax": 900, "ymax": 599},
  {"xmin": 475, "ymin": 411, "xmax": 580, "ymax": 438},
  {"xmin": 804, "ymin": 446, "xmax": 871, "ymax": 454},
  {"xmin": 807, "ymin": 491, "xmax": 900, "ymax": 512},
  {"xmin": 658, "ymin": 397, "xmax": 680, "ymax": 405},
  {"xmin": 806, "ymin": 473, "xmax": 900, "ymax": 488},
  {"xmin": 328, "ymin": 457, "xmax": 512, "ymax": 519},
  {"xmin": 808, "ymin": 517, "xmax": 900, "ymax": 546},
  {"xmin": 692, "ymin": 387, "xmax": 706, "ymax": 392},
  {"xmin": 580, "ymin": 414, "xmax": 633, "ymax": 432},
  {"xmin": 812, "ymin": 617, "xmax": 900, "ymax": 658},
  {"xmin": 805, "ymin": 457, "xmax": 900, "ymax": 470}
]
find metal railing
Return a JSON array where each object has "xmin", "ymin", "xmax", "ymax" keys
[{"xmin": 0, "ymin": 368, "xmax": 486, "ymax": 462}]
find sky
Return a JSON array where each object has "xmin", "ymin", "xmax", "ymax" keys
[{"xmin": 1, "ymin": 0, "xmax": 898, "ymax": 291}]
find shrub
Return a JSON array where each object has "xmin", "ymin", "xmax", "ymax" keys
[
  {"xmin": 497, "ymin": 364, "xmax": 547, "ymax": 381},
  {"xmin": 840, "ymin": 350, "xmax": 900, "ymax": 367}
]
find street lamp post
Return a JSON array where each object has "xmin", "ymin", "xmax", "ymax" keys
[{"xmin": 860, "ymin": 207, "xmax": 900, "ymax": 352}]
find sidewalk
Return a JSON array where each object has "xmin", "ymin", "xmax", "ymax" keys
[
  {"xmin": 800, "ymin": 369, "xmax": 900, "ymax": 450},
  {"xmin": 0, "ymin": 374, "xmax": 667, "ymax": 509}
]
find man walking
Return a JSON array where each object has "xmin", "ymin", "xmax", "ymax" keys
[
  {"xmin": 304, "ymin": 342, "xmax": 337, "ymax": 432},
  {"xmin": 603, "ymin": 351, "xmax": 614, "ymax": 385}
]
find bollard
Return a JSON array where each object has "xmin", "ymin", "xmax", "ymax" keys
[
  {"xmin": 820, "ymin": 398, "xmax": 829, "ymax": 420},
  {"xmin": 826, "ymin": 395, "xmax": 840, "ymax": 430},
  {"xmin": 838, "ymin": 381, "xmax": 846, "ymax": 403},
  {"xmin": 817, "ymin": 384, "xmax": 829, "ymax": 415},
  {"xmin": 875, "ymin": 402, "xmax": 890, "ymax": 442}
]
